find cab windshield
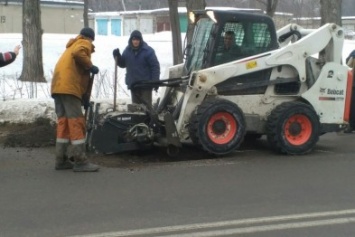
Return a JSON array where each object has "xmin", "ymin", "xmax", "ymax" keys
[{"xmin": 184, "ymin": 18, "xmax": 214, "ymax": 75}]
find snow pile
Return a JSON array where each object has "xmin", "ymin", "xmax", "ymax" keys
[
  {"xmin": 0, "ymin": 98, "xmax": 136, "ymax": 123},
  {"xmin": 0, "ymin": 99, "xmax": 56, "ymax": 123}
]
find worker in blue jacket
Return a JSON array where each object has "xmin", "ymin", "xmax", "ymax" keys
[{"xmin": 112, "ymin": 30, "xmax": 160, "ymax": 106}]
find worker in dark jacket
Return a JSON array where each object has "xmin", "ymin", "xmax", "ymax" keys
[
  {"xmin": 0, "ymin": 45, "xmax": 21, "ymax": 67},
  {"xmin": 51, "ymin": 27, "xmax": 100, "ymax": 172},
  {"xmin": 112, "ymin": 30, "xmax": 160, "ymax": 106}
]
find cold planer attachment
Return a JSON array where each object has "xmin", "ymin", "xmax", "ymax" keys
[
  {"xmin": 87, "ymin": 106, "xmax": 151, "ymax": 154},
  {"xmin": 86, "ymin": 102, "xmax": 182, "ymax": 155}
]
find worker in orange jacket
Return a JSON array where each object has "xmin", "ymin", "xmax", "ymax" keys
[{"xmin": 51, "ymin": 27, "xmax": 99, "ymax": 172}]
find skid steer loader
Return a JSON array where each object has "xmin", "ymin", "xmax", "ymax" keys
[{"xmin": 86, "ymin": 9, "xmax": 353, "ymax": 156}]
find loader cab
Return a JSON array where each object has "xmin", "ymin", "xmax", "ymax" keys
[{"xmin": 183, "ymin": 10, "xmax": 278, "ymax": 75}]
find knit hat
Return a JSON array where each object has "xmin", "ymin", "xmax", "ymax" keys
[
  {"xmin": 80, "ymin": 27, "xmax": 95, "ymax": 41},
  {"xmin": 129, "ymin": 30, "xmax": 143, "ymax": 49},
  {"xmin": 129, "ymin": 30, "xmax": 143, "ymax": 42}
]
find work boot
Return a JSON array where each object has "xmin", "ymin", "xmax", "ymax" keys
[
  {"xmin": 73, "ymin": 161, "xmax": 100, "ymax": 172},
  {"xmin": 344, "ymin": 125, "xmax": 353, "ymax": 133},
  {"xmin": 55, "ymin": 142, "xmax": 73, "ymax": 170},
  {"xmin": 55, "ymin": 159, "xmax": 74, "ymax": 170},
  {"xmin": 69, "ymin": 143, "xmax": 100, "ymax": 172}
]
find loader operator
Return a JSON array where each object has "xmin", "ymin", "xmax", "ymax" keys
[
  {"xmin": 112, "ymin": 30, "xmax": 160, "ymax": 106},
  {"xmin": 51, "ymin": 27, "xmax": 100, "ymax": 172},
  {"xmin": 218, "ymin": 31, "xmax": 242, "ymax": 64}
]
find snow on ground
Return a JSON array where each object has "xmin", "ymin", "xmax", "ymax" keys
[
  {"xmin": 0, "ymin": 31, "xmax": 174, "ymax": 123},
  {"xmin": 0, "ymin": 32, "xmax": 355, "ymax": 124}
]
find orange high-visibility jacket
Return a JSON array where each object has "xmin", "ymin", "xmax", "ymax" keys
[{"xmin": 51, "ymin": 35, "xmax": 95, "ymax": 100}]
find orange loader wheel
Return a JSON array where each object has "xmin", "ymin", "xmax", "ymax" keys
[
  {"xmin": 284, "ymin": 114, "xmax": 313, "ymax": 146},
  {"xmin": 207, "ymin": 112, "xmax": 238, "ymax": 145},
  {"xmin": 267, "ymin": 102, "xmax": 320, "ymax": 155},
  {"xmin": 189, "ymin": 98, "xmax": 246, "ymax": 155}
]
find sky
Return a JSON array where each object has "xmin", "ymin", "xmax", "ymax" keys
[{"xmin": 0, "ymin": 32, "xmax": 355, "ymax": 124}]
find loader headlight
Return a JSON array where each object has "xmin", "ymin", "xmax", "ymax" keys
[
  {"xmin": 189, "ymin": 10, "xmax": 217, "ymax": 24},
  {"xmin": 206, "ymin": 10, "xmax": 217, "ymax": 23},
  {"xmin": 188, "ymin": 11, "xmax": 196, "ymax": 24}
]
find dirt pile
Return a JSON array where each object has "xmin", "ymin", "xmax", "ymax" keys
[{"xmin": 0, "ymin": 117, "xmax": 56, "ymax": 148}]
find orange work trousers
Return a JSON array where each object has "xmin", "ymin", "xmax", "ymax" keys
[{"xmin": 53, "ymin": 94, "xmax": 86, "ymax": 145}]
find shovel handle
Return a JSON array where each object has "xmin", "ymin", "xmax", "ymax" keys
[{"xmin": 113, "ymin": 57, "xmax": 118, "ymax": 111}]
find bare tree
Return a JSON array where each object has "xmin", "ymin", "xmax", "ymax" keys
[
  {"xmin": 168, "ymin": 0, "xmax": 183, "ymax": 64},
  {"xmin": 256, "ymin": 0, "xmax": 279, "ymax": 17},
  {"xmin": 320, "ymin": 0, "xmax": 342, "ymax": 26},
  {"xmin": 248, "ymin": 0, "xmax": 258, "ymax": 8},
  {"xmin": 289, "ymin": 0, "xmax": 306, "ymax": 18},
  {"xmin": 83, "ymin": 0, "xmax": 89, "ymax": 27},
  {"xmin": 280, "ymin": 0, "xmax": 319, "ymax": 25},
  {"xmin": 319, "ymin": 0, "xmax": 342, "ymax": 62},
  {"xmin": 19, "ymin": 0, "xmax": 45, "ymax": 90}
]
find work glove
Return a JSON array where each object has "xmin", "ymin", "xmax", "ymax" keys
[
  {"xmin": 112, "ymin": 48, "xmax": 121, "ymax": 59},
  {"xmin": 90, "ymin": 65, "xmax": 99, "ymax": 74}
]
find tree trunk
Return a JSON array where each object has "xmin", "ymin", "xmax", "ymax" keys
[
  {"xmin": 249, "ymin": 0, "xmax": 257, "ymax": 9},
  {"xmin": 185, "ymin": 0, "xmax": 206, "ymax": 46},
  {"xmin": 319, "ymin": 0, "xmax": 342, "ymax": 63},
  {"xmin": 256, "ymin": 0, "xmax": 279, "ymax": 17},
  {"xmin": 168, "ymin": 0, "xmax": 183, "ymax": 65},
  {"xmin": 19, "ymin": 0, "xmax": 45, "ymax": 87},
  {"xmin": 266, "ymin": 0, "xmax": 278, "ymax": 17},
  {"xmin": 320, "ymin": 0, "xmax": 342, "ymax": 26},
  {"xmin": 83, "ymin": 0, "xmax": 89, "ymax": 27}
]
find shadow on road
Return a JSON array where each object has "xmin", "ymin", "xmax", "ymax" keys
[{"xmin": 89, "ymin": 136, "xmax": 273, "ymax": 168}]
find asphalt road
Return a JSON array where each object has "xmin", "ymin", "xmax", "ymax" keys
[{"xmin": 1, "ymin": 132, "xmax": 355, "ymax": 237}]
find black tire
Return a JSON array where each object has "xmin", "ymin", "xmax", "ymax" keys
[
  {"xmin": 266, "ymin": 101, "xmax": 320, "ymax": 155},
  {"xmin": 189, "ymin": 98, "xmax": 246, "ymax": 155}
]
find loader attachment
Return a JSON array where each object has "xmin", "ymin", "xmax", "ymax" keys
[
  {"xmin": 86, "ymin": 104, "xmax": 152, "ymax": 154},
  {"xmin": 85, "ymin": 78, "xmax": 185, "ymax": 155}
]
